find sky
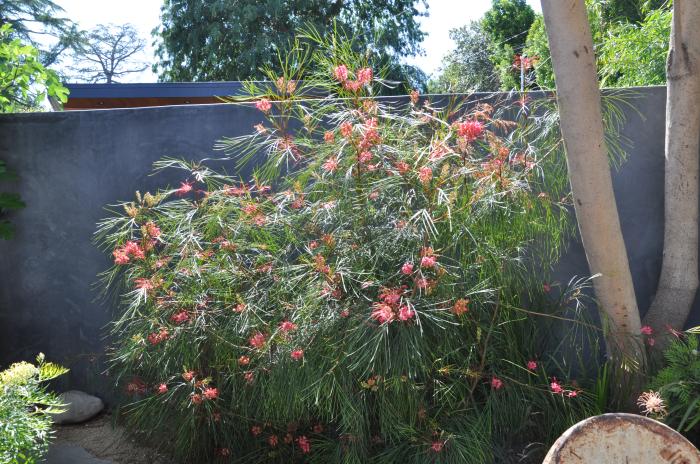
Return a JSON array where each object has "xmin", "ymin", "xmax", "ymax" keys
[{"xmin": 54, "ymin": 0, "xmax": 541, "ymax": 83}]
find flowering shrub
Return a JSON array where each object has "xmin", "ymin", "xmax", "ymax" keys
[
  {"xmin": 0, "ymin": 354, "xmax": 67, "ymax": 464},
  {"xmin": 98, "ymin": 35, "xmax": 603, "ymax": 463}
]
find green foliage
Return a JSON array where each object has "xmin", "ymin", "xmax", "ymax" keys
[
  {"xmin": 480, "ymin": 0, "xmax": 535, "ymax": 91},
  {"xmin": 598, "ymin": 0, "xmax": 668, "ymax": 24},
  {"xmin": 523, "ymin": 16, "xmax": 553, "ymax": 90},
  {"xmin": 648, "ymin": 334, "xmax": 700, "ymax": 435},
  {"xmin": 0, "ymin": 24, "xmax": 68, "ymax": 112},
  {"xmin": 429, "ymin": 22, "xmax": 499, "ymax": 93},
  {"xmin": 597, "ymin": 7, "xmax": 671, "ymax": 87},
  {"xmin": 153, "ymin": 0, "xmax": 428, "ymax": 90},
  {"xmin": 523, "ymin": 1, "xmax": 670, "ymax": 89},
  {"xmin": 0, "ymin": 0, "xmax": 79, "ymax": 67},
  {"xmin": 98, "ymin": 32, "xmax": 607, "ymax": 463},
  {"xmin": 0, "ymin": 354, "xmax": 67, "ymax": 464}
]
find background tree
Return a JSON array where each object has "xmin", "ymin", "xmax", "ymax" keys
[
  {"xmin": 525, "ymin": 0, "xmax": 671, "ymax": 89},
  {"xmin": 68, "ymin": 24, "xmax": 148, "ymax": 84},
  {"xmin": 0, "ymin": 0, "xmax": 79, "ymax": 67},
  {"xmin": 152, "ymin": 0, "xmax": 428, "ymax": 89},
  {"xmin": 642, "ymin": 0, "xmax": 700, "ymax": 336},
  {"xmin": 429, "ymin": 22, "xmax": 499, "ymax": 93},
  {"xmin": 540, "ymin": 0, "xmax": 643, "ymax": 357},
  {"xmin": 481, "ymin": 0, "xmax": 535, "ymax": 90}
]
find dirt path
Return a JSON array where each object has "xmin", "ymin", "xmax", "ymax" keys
[{"xmin": 49, "ymin": 414, "xmax": 167, "ymax": 464}]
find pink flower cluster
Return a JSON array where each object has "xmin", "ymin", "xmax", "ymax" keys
[
  {"xmin": 370, "ymin": 286, "xmax": 415, "ymax": 324},
  {"xmin": 113, "ymin": 240, "xmax": 146, "ymax": 265},
  {"xmin": 549, "ymin": 377, "xmax": 579, "ymax": 397},
  {"xmin": 249, "ymin": 331, "xmax": 267, "ymax": 349},
  {"xmin": 256, "ymin": 98, "xmax": 272, "ymax": 113},
  {"xmin": 455, "ymin": 119, "xmax": 485, "ymax": 142},
  {"xmin": 332, "ymin": 64, "xmax": 373, "ymax": 92}
]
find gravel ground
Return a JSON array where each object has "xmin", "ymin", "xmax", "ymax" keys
[{"xmin": 47, "ymin": 414, "xmax": 167, "ymax": 464}]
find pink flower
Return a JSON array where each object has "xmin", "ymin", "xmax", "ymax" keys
[
  {"xmin": 144, "ymin": 221, "xmax": 161, "ymax": 238},
  {"xmin": 527, "ymin": 360, "xmax": 537, "ymax": 371},
  {"xmin": 203, "ymin": 387, "xmax": 219, "ymax": 400},
  {"xmin": 182, "ymin": 370, "xmax": 195, "ymax": 382},
  {"xmin": 134, "ymin": 277, "xmax": 154, "ymax": 291},
  {"xmin": 343, "ymin": 80, "xmax": 362, "ymax": 93},
  {"xmin": 371, "ymin": 303, "xmax": 395, "ymax": 324},
  {"xmin": 322, "ymin": 157, "xmax": 339, "ymax": 173},
  {"xmin": 244, "ymin": 371, "xmax": 255, "ymax": 384},
  {"xmin": 175, "ymin": 181, "xmax": 193, "ymax": 196},
  {"xmin": 395, "ymin": 161, "xmax": 410, "ymax": 175},
  {"xmin": 233, "ymin": 303, "xmax": 246, "ymax": 313},
  {"xmin": 238, "ymin": 355, "xmax": 250, "ymax": 366},
  {"xmin": 358, "ymin": 151, "xmax": 373, "ymax": 164},
  {"xmin": 113, "ymin": 248, "xmax": 129, "ymax": 265},
  {"xmin": 251, "ymin": 425, "xmax": 263, "ymax": 436},
  {"xmin": 431, "ymin": 441, "xmax": 444, "ymax": 453},
  {"xmin": 418, "ymin": 166, "xmax": 432, "ymax": 184},
  {"xmin": 456, "ymin": 119, "xmax": 484, "ymax": 141},
  {"xmin": 297, "ymin": 435, "xmax": 311, "ymax": 454},
  {"xmin": 156, "ymin": 383, "xmax": 168, "ymax": 394},
  {"xmin": 491, "ymin": 376, "xmax": 503, "ymax": 390},
  {"xmin": 567, "ymin": 390, "xmax": 578, "ymax": 398},
  {"xmin": 268, "ymin": 434, "xmax": 279, "ymax": 447},
  {"xmin": 291, "ymin": 349, "xmax": 304, "ymax": 361},
  {"xmin": 324, "ymin": 131, "xmax": 335, "ymax": 144},
  {"xmin": 398, "ymin": 305, "xmax": 415, "ymax": 321},
  {"xmin": 340, "ymin": 121, "xmax": 353, "ymax": 138},
  {"xmin": 333, "ymin": 64, "xmax": 349, "ymax": 82},
  {"xmin": 640, "ymin": 325, "xmax": 653, "ymax": 335},
  {"xmin": 452, "ymin": 298, "xmax": 469, "ymax": 316},
  {"xmin": 279, "ymin": 320, "xmax": 297, "ymax": 332},
  {"xmin": 249, "ymin": 332, "xmax": 267, "ymax": 349},
  {"xmin": 420, "ymin": 255, "xmax": 437, "ymax": 268},
  {"xmin": 255, "ymin": 98, "xmax": 272, "ymax": 113},
  {"xmin": 401, "ymin": 262, "xmax": 414, "ymax": 275},
  {"xmin": 410, "ymin": 89, "xmax": 420, "ymax": 105},
  {"xmin": 357, "ymin": 67, "xmax": 373, "ymax": 85},
  {"xmin": 550, "ymin": 379, "xmax": 563, "ymax": 394},
  {"xmin": 170, "ymin": 311, "xmax": 190, "ymax": 324},
  {"xmin": 190, "ymin": 393, "xmax": 203, "ymax": 405},
  {"xmin": 123, "ymin": 241, "xmax": 146, "ymax": 260}
]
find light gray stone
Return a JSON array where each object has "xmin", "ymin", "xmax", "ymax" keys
[
  {"xmin": 42, "ymin": 443, "xmax": 112, "ymax": 464},
  {"xmin": 51, "ymin": 390, "xmax": 104, "ymax": 424}
]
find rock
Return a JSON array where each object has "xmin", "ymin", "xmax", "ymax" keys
[
  {"xmin": 42, "ymin": 443, "xmax": 112, "ymax": 464},
  {"xmin": 543, "ymin": 413, "xmax": 700, "ymax": 463},
  {"xmin": 51, "ymin": 390, "xmax": 104, "ymax": 424}
]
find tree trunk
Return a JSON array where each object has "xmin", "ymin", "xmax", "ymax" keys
[
  {"xmin": 541, "ymin": 0, "xmax": 642, "ymax": 358},
  {"xmin": 643, "ymin": 0, "xmax": 700, "ymax": 338}
]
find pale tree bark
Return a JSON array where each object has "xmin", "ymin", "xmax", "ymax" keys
[
  {"xmin": 643, "ymin": 0, "xmax": 700, "ymax": 337},
  {"xmin": 541, "ymin": 0, "xmax": 642, "ymax": 357}
]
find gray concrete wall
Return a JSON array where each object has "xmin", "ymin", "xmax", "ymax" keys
[{"xmin": 0, "ymin": 87, "xmax": 683, "ymax": 401}]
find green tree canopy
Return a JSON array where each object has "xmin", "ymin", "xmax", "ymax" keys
[
  {"xmin": 0, "ymin": 0, "xmax": 79, "ymax": 66},
  {"xmin": 524, "ymin": 0, "xmax": 670, "ymax": 89},
  {"xmin": 480, "ymin": 0, "xmax": 535, "ymax": 90},
  {"xmin": 0, "ymin": 23, "xmax": 67, "ymax": 112},
  {"xmin": 429, "ymin": 22, "xmax": 499, "ymax": 93},
  {"xmin": 153, "ymin": 0, "xmax": 428, "ymax": 89}
]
